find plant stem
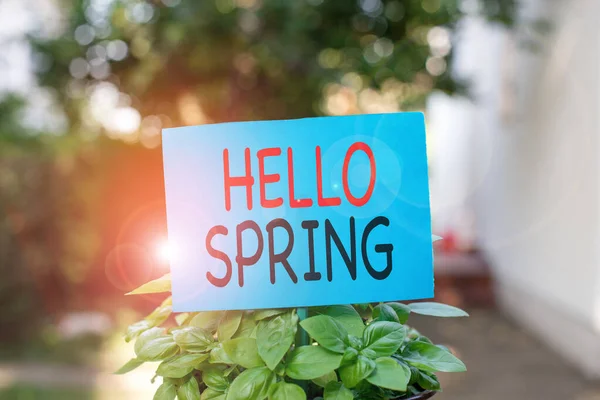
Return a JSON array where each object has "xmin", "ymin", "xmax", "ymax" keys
[
  {"xmin": 296, "ymin": 307, "xmax": 310, "ymax": 393},
  {"xmin": 296, "ymin": 307, "xmax": 309, "ymax": 346}
]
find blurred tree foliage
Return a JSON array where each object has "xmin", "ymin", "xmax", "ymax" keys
[
  {"xmin": 1, "ymin": 0, "xmax": 519, "ymax": 345},
  {"xmin": 31, "ymin": 0, "xmax": 517, "ymax": 131}
]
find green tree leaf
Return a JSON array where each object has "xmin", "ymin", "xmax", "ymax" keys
[
  {"xmin": 257, "ymin": 311, "xmax": 297, "ymax": 370},
  {"xmin": 286, "ymin": 346, "xmax": 343, "ymax": 380},
  {"xmin": 372, "ymin": 304, "xmax": 400, "ymax": 323},
  {"xmin": 401, "ymin": 341, "xmax": 467, "ymax": 372},
  {"xmin": 218, "ymin": 311, "xmax": 243, "ymax": 341},
  {"xmin": 226, "ymin": 367, "xmax": 274, "ymax": 400},
  {"xmin": 154, "ymin": 381, "xmax": 177, "ymax": 400},
  {"xmin": 178, "ymin": 377, "xmax": 201, "ymax": 400},
  {"xmin": 408, "ymin": 302, "xmax": 469, "ymax": 318},
  {"xmin": 268, "ymin": 382, "xmax": 306, "ymax": 400},
  {"xmin": 366, "ymin": 357, "xmax": 410, "ymax": 391},
  {"xmin": 190, "ymin": 311, "xmax": 224, "ymax": 333},
  {"xmin": 300, "ymin": 315, "xmax": 348, "ymax": 354},
  {"xmin": 338, "ymin": 355, "xmax": 375, "ymax": 388},
  {"xmin": 222, "ymin": 337, "xmax": 265, "ymax": 369},
  {"xmin": 156, "ymin": 353, "xmax": 209, "ymax": 378},
  {"xmin": 386, "ymin": 303, "xmax": 411, "ymax": 324},
  {"xmin": 323, "ymin": 382, "xmax": 353, "ymax": 400},
  {"xmin": 134, "ymin": 328, "xmax": 179, "ymax": 362},
  {"xmin": 173, "ymin": 327, "xmax": 214, "ymax": 353},
  {"xmin": 312, "ymin": 371, "xmax": 337, "ymax": 388},
  {"xmin": 115, "ymin": 358, "xmax": 144, "ymax": 374},
  {"xmin": 362, "ymin": 322, "xmax": 406, "ymax": 357},
  {"xmin": 126, "ymin": 273, "xmax": 171, "ymax": 295},
  {"xmin": 320, "ymin": 306, "xmax": 364, "ymax": 338},
  {"xmin": 203, "ymin": 366, "xmax": 230, "ymax": 391}
]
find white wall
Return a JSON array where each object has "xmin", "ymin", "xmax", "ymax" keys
[{"xmin": 430, "ymin": 0, "xmax": 600, "ymax": 376}]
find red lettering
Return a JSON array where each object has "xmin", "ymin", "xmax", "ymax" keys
[
  {"xmin": 287, "ymin": 148, "xmax": 313, "ymax": 208},
  {"xmin": 223, "ymin": 148, "xmax": 254, "ymax": 211},
  {"xmin": 316, "ymin": 146, "xmax": 341, "ymax": 207},
  {"xmin": 342, "ymin": 142, "xmax": 376, "ymax": 207},
  {"xmin": 257, "ymin": 148, "xmax": 283, "ymax": 208}
]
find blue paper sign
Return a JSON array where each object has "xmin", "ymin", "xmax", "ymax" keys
[{"xmin": 162, "ymin": 113, "xmax": 433, "ymax": 312}]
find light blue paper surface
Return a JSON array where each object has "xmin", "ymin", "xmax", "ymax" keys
[{"xmin": 162, "ymin": 113, "xmax": 433, "ymax": 312}]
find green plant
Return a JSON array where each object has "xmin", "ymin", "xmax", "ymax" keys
[{"xmin": 117, "ymin": 274, "xmax": 468, "ymax": 400}]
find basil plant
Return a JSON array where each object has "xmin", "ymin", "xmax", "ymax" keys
[{"xmin": 117, "ymin": 274, "xmax": 468, "ymax": 400}]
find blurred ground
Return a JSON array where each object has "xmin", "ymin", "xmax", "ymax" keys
[
  {"xmin": 2, "ymin": 308, "xmax": 600, "ymax": 400},
  {"xmin": 415, "ymin": 309, "xmax": 600, "ymax": 400}
]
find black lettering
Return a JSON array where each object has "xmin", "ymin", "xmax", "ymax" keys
[
  {"xmin": 362, "ymin": 216, "xmax": 393, "ymax": 280},
  {"xmin": 301, "ymin": 220, "xmax": 321, "ymax": 281},
  {"xmin": 325, "ymin": 217, "xmax": 357, "ymax": 281}
]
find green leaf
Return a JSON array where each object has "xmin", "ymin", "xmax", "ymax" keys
[
  {"xmin": 386, "ymin": 303, "xmax": 411, "ymax": 324},
  {"xmin": 115, "ymin": 358, "xmax": 144, "ymax": 374},
  {"xmin": 201, "ymin": 388, "xmax": 227, "ymax": 400},
  {"xmin": 125, "ymin": 320, "xmax": 154, "ymax": 342},
  {"xmin": 323, "ymin": 382, "xmax": 353, "ymax": 400},
  {"xmin": 320, "ymin": 306, "xmax": 364, "ymax": 338},
  {"xmin": 147, "ymin": 304, "xmax": 173, "ymax": 324},
  {"xmin": 233, "ymin": 314, "xmax": 258, "ymax": 338},
  {"xmin": 222, "ymin": 337, "xmax": 265, "ymax": 368},
  {"xmin": 346, "ymin": 336, "xmax": 363, "ymax": 350},
  {"xmin": 408, "ymin": 302, "xmax": 469, "ymax": 318},
  {"xmin": 178, "ymin": 377, "xmax": 201, "ymax": 400},
  {"xmin": 176, "ymin": 313, "xmax": 191, "ymax": 326},
  {"xmin": 372, "ymin": 304, "xmax": 399, "ymax": 323},
  {"xmin": 173, "ymin": 327, "xmax": 214, "ymax": 353},
  {"xmin": 338, "ymin": 355, "xmax": 375, "ymax": 388},
  {"xmin": 126, "ymin": 273, "xmax": 172, "ymax": 295},
  {"xmin": 286, "ymin": 346, "xmax": 343, "ymax": 380},
  {"xmin": 359, "ymin": 348, "xmax": 376, "ymax": 360},
  {"xmin": 312, "ymin": 371, "xmax": 337, "ymax": 388},
  {"xmin": 156, "ymin": 353, "xmax": 209, "ymax": 378},
  {"xmin": 125, "ymin": 302, "xmax": 172, "ymax": 342},
  {"xmin": 210, "ymin": 344, "xmax": 234, "ymax": 364},
  {"xmin": 254, "ymin": 309, "xmax": 287, "ymax": 321},
  {"xmin": 226, "ymin": 366, "xmax": 274, "ymax": 400},
  {"xmin": 300, "ymin": 315, "xmax": 348, "ymax": 354},
  {"xmin": 417, "ymin": 371, "xmax": 440, "ymax": 391},
  {"xmin": 401, "ymin": 341, "xmax": 467, "ymax": 372},
  {"xmin": 415, "ymin": 336, "xmax": 433, "ymax": 345},
  {"xmin": 268, "ymin": 382, "xmax": 306, "ymax": 400},
  {"xmin": 218, "ymin": 311, "xmax": 243, "ymax": 341},
  {"xmin": 134, "ymin": 328, "xmax": 179, "ymax": 362},
  {"xmin": 154, "ymin": 381, "xmax": 177, "ymax": 400},
  {"xmin": 366, "ymin": 357, "xmax": 410, "ymax": 391},
  {"xmin": 257, "ymin": 311, "xmax": 297, "ymax": 370},
  {"xmin": 203, "ymin": 366, "xmax": 230, "ymax": 391},
  {"xmin": 340, "ymin": 347, "xmax": 358, "ymax": 366},
  {"xmin": 190, "ymin": 311, "xmax": 224, "ymax": 333},
  {"xmin": 362, "ymin": 322, "xmax": 406, "ymax": 357}
]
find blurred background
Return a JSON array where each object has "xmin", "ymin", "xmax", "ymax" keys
[{"xmin": 1, "ymin": 0, "xmax": 598, "ymax": 398}]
